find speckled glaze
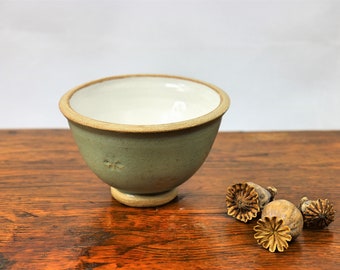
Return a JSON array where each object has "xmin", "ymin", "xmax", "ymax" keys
[
  {"xmin": 59, "ymin": 74, "xmax": 230, "ymax": 207},
  {"xmin": 69, "ymin": 119, "xmax": 221, "ymax": 193}
]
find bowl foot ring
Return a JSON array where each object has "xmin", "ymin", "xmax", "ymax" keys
[{"xmin": 110, "ymin": 187, "xmax": 178, "ymax": 207}]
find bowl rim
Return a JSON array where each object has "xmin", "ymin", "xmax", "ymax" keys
[{"xmin": 59, "ymin": 74, "xmax": 230, "ymax": 133}]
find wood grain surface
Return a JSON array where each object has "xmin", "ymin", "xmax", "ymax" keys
[{"xmin": 0, "ymin": 130, "xmax": 339, "ymax": 269}]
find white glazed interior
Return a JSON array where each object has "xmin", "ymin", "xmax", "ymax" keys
[{"xmin": 69, "ymin": 77, "xmax": 221, "ymax": 125}]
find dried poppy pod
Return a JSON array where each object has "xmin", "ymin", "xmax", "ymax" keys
[
  {"xmin": 225, "ymin": 182, "xmax": 277, "ymax": 223},
  {"xmin": 298, "ymin": 197, "xmax": 335, "ymax": 229},
  {"xmin": 246, "ymin": 182, "xmax": 277, "ymax": 210},
  {"xmin": 254, "ymin": 199, "xmax": 303, "ymax": 252}
]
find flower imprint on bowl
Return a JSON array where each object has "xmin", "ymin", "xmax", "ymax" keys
[{"xmin": 103, "ymin": 159, "xmax": 125, "ymax": 171}]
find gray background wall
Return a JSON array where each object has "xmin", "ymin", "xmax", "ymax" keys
[{"xmin": 1, "ymin": 0, "xmax": 339, "ymax": 131}]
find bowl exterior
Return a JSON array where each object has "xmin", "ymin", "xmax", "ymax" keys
[{"xmin": 68, "ymin": 118, "xmax": 221, "ymax": 195}]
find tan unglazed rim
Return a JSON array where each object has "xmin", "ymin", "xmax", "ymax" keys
[{"xmin": 59, "ymin": 74, "xmax": 230, "ymax": 133}]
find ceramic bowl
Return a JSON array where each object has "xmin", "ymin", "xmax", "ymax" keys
[{"xmin": 59, "ymin": 74, "xmax": 230, "ymax": 207}]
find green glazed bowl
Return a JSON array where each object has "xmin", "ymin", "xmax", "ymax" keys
[{"xmin": 59, "ymin": 74, "xmax": 230, "ymax": 207}]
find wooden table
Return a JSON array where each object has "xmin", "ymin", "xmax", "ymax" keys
[{"xmin": 0, "ymin": 130, "xmax": 339, "ymax": 269}]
